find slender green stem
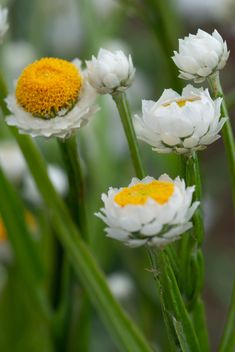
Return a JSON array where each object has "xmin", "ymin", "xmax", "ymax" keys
[
  {"xmin": 58, "ymin": 136, "xmax": 88, "ymax": 240},
  {"xmin": 112, "ymin": 92, "xmax": 145, "ymax": 179},
  {"xmin": 152, "ymin": 249, "xmax": 201, "ymax": 352},
  {"xmin": 181, "ymin": 152, "xmax": 209, "ymax": 351},
  {"xmin": 208, "ymin": 72, "xmax": 235, "ymax": 212},
  {"xmin": 218, "ymin": 279, "xmax": 235, "ymax": 352}
]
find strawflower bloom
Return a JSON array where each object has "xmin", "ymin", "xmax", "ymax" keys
[
  {"xmin": 0, "ymin": 6, "xmax": 8, "ymax": 42},
  {"xmin": 6, "ymin": 57, "xmax": 98, "ymax": 138},
  {"xmin": 96, "ymin": 175, "xmax": 199, "ymax": 248},
  {"xmin": 134, "ymin": 85, "xmax": 226, "ymax": 154},
  {"xmin": 86, "ymin": 48, "xmax": 135, "ymax": 94},
  {"xmin": 172, "ymin": 29, "xmax": 229, "ymax": 83}
]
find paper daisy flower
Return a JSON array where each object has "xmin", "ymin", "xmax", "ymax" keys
[
  {"xmin": 6, "ymin": 57, "xmax": 98, "ymax": 138},
  {"xmin": 96, "ymin": 175, "xmax": 199, "ymax": 248},
  {"xmin": 134, "ymin": 85, "xmax": 226, "ymax": 154},
  {"xmin": 0, "ymin": 6, "xmax": 8, "ymax": 42},
  {"xmin": 172, "ymin": 29, "xmax": 229, "ymax": 83},
  {"xmin": 0, "ymin": 141, "xmax": 27, "ymax": 183},
  {"xmin": 86, "ymin": 48, "xmax": 135, "ymax": 94}
]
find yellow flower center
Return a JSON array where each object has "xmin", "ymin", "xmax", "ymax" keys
[
  {"xmin": 114, "ymin": 180, "xmax": 174, "ymax": 207},
  {"xmin": 163, "ymin": 96, "xmax": 200, "ymax": 108},
  {"xmin": 16, "ymin": 57, "xmax": 83, "ymax": 119}
]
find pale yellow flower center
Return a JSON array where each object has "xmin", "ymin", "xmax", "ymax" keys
[
  {"xmin": 16, "ymin": 57, "xmax": 83, "ymax": 119},
  {"xmin": 114, "ymin": 180, "xmax": 174, "ymax": 207},
  {"xmin": 163, "ymin": 96, "xmax": 200, "ymax": 108}
]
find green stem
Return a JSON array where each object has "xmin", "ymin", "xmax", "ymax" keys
[
  {"xmin": 218, "ymin": 280, "xmax": 235, "ymax": 352},
  {"xmin": 153, "ymin": 249, "xmax": 201, "ymax": 352},
  {"xmin": 208, "ymin": 72, "xmax": 235, "ymax": 212},
  {"xmin": 58, "ymin": 136, "xmax": 88, "ymax": 240},
  {"xmin": 112, "ymin": 92, "xmax": 145, "ymax": 179},
  {"xmin": 181, "ymin": 152, "xmax": 209, "ymax": 351}
]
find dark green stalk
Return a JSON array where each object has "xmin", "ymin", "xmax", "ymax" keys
[
  {"xmin": 208, "ymin": 72, "xmax": 235, "ymax": 212},
  {"xmin": 58, "ymin": 136, "xmax": 88, "ymax": 241},
  {"xmin": 181, "ymin": 152, "xmax": 209, "ymax": 351},
  {"xmin": 112, "ymin": 92, "xmax": 145, "ymax": 179}
]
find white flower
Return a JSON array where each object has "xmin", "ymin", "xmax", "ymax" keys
[
  {"xmin": 134, "ymin": 85, "xmax": 226, "ymax": 154},
  {"xmin": 23, "ymin": 165, "xmax": 68, "ymax": 205},
  {"xmin": 96, "ymin": 175, "xmax": 199, "ymax": 248},
  {"xmin": 108, "ymin": 272, "xmax": 135, "ymax": 301},
  {"xmin": 172, "ymin": 29, "xmax": 229, "ymax": 83},
  {"xmin": 86, "ymin": 48, "xmax": 135, "ymax": 94},
  {"xmin": 6, "ymin": 58, "xmax": 98, "ymax": 139},
  {"xmin": 0, "ymin": 141, "xmax": 27, "ymax": 183},
  {"xmin": 0, "ymin": 7, "xmax": 8, "ymax": 42}
]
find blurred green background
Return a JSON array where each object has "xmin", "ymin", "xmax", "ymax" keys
[{"xmin": 0, "ymin": 0, "xmax": 235, "ymax": 351}]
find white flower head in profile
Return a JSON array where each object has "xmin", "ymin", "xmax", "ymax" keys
[
  {"xmin": 86, "ymin": 48, "xmax": 135, "ymax": 94},
  {"xmin": 0, "ymin": 6, "xmax": 8, "ymax": 42},
  {"xmin": 134, "ymin": 85, "xmax": 226, "ymax": 154},
  {"xmin": 96, "ymin": 175, "xmax": 199, "ymax": 248},
  {"xmin": 172, "ymin": 29, "xmax": 229, "ymax": 83},
  {"xmin": 6, "ymin": 57, "xmax": 98, "ymax": 139}
]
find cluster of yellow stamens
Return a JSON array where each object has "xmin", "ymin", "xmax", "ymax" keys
[
  {"xmin": 163, "ymin": 96, "xmax": 200, "ymax": 108},
  {"xmin": 114, "ymin": 180, "xmax": 174, "ymax": 207},
  {"xmin": 16, "ymin": 57, "xmax": 83, "ymax": 119}
]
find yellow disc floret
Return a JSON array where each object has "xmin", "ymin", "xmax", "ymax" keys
[
  {"xmin": 16, "ymin": 57, "xmax": 83, "ymax": 119},
  {"xmin": 114, "ymin": 180, "xmax": 174, "ymax": 207},
  {"xmin": 163, "ymin": 96, "xmax": 200, "ymax": 108}
]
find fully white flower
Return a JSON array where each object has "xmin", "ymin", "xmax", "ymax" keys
[
  {"xmin": 108, "ymin": 272, "xmax": 135, "ymax": 301},
  {"xmin": 172, "ymin": 29, "xmax": 229, "ymax": 83},
  {"xmin": 86, "ymin": 48, "xmax": 135, "ymax": 94},
  {"xmin": 0, "ymin": 141, "xmax": 27, "ymax": 183},
  {"xmin": 96, "ymin": 175, "xmax": 199, "ymax": 248},
  {"xmin": 23, "ymin": 165, "xmax": 68, "ymax": 205},
  {"xmin": 0, "ymin": 7, "xmax": 8, "ymax": 42},
  {"xmin": 134, "ymin": 85, "xmax": 226, "ymax": 154},
  {"xmin": 6, "ymin": 58, "xmax": 98, "ymax": 139}
]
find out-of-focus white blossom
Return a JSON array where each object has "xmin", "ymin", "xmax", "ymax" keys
[
  {"xmin": 172, "ymin": 29, "xmax": 229, "ymax": 83},
  {"xmin": 96, "ymin": 175, "xmax": 199, "ymax": 248},
  {"xmin": 134, "ymin": 85, "xmax": 226, "ymax": 154},
  {"xmin": 23, "ymin": 165, "xmax": 68, "ymax": 205},
  {"xmin": 0, "ymin": 141, "xmax": 27, "ymax": 183},
  {"xmin": 0, "ymin": 6, "xmax": 8, "ymax": 42},
  {"xmin": 108, "ymin": 272, "xmax": 135, "ymax": 301},
  {"xmin": 86, "ymin": 49, "xmax": 135, "ymax": 95}
]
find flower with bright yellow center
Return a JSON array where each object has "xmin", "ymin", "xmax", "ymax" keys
[
  {"xmin": 114, "ymin": 181, "xmax": 174, "ymax": 206},
  {"xmin": 96, "ymin": 175, "xmax": 199, "ymax": 248},
  {"xmin": 6, "ymin": 57, "xmax": 98, "ymax": 138},
  {"xmin": 16, "ymin": 58, "xmax": 83, "ymax": 119}
]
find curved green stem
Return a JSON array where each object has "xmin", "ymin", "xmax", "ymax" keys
[
  {"xmin": 181, "ymin": 152, "xmax": 209, "ymax": 351},
  {"xmin": 208, "ymin": 72, "xmax": 235, "ymax": 212},
  {"xmin": 58, "ymin": 136, "xmax": 88, "ymax": 241},
  {"xmin": 112, "ymin": 92, "xmax": 145, "ymax": 179}
]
